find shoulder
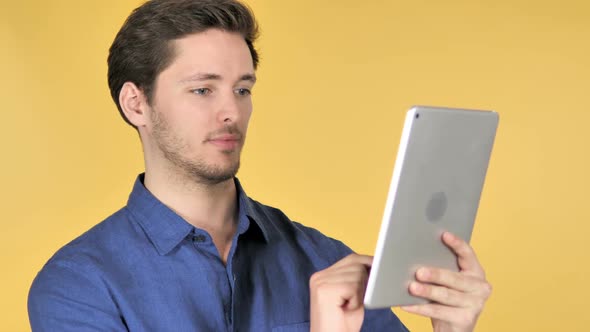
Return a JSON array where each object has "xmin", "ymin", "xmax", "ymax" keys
[
  {"xmin": 43, "ymin": 207, "xmax": 136, "ymax": 270},
  {"xmin": 28, "ymin": 208, "xmax": 133, "ymax": 329},
  {"xmin": 29, "ymin": 207, "xmax": 136, "ymax": 298}
]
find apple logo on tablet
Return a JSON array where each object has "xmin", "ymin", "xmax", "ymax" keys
[{"xmin": 426, "ymin": 191, "xmax": 447, "ymax": 223}]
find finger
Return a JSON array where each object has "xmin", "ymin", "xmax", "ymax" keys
[
  {"xmin": 408, "ymin": 281, "xmax": 480, "ymax": 308},
  {"xmin": 400, "ymin": 303, "xmax": 477, "ymax": 328},
  {"xmin": 312, "ymin": 268, "xmax": 369, "ymax": 286},
  {"xmin": 338, "ymin": 284, "xmax": 365, "ymax": 310},
  {"xmin": 415, "ymin": 267, "xmax": 485, "ymax": 293},
  {"xmin": 326, "ymin": 263, "xmax": 369, "ymax": 279},
  {"xmin": 314, "ymin": 281, "xmax": 366, "ymax": 311},
  {"xmin": 442, "ymin": 232, "xmax": 484, "ymax": 275},
  {"xmin": 330, "ymin": 254, "xmax": 373, "ymax": 269}
]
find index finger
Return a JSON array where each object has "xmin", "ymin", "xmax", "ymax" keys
[
  {"xmin": 330, "ymin": 253, "xmax": 373, "ymax": 269},
  {"xmin": 442, "ymin": 232, "xmax": 485, "ymax": 277}
]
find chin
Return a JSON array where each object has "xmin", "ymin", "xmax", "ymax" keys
[{"xmin": 190, "ymin": 160, "xmax": 241, "ymax": 185}]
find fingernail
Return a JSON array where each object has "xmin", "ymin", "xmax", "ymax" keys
[
  {"xmin": 410, "ymin": 282, "xmax": 422, "ymax": 292},
  {"xmin": 417, "ymin": 268, "xmax": 429, "ymax": 279},
  {"xmin": 444, "ymin": 232, "xmax": 457, "ymax": 244}
]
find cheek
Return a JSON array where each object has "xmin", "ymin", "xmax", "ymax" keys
[
  {"xmin": 157, "ymin": 111, "xmax": 209, "ymax": 148},
  {"xmin": 176, "ymin": 98, "xmax": 208, "ymax": 120},
  {"xmin": 244, "ymin": 107, "xmax": 253, "ymax": 122},
  {"xmin": 240, "ymin": 102, "xmax": 253, "ymax": 126}
]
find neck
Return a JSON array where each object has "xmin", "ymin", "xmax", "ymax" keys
[{"xmin": 143, "ymin": 167, "xmax": 239, "ymax": 241}]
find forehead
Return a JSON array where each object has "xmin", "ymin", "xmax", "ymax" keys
[{"xmin": 164, "ymin": 29, "xmax": 255, "ymax": 79}]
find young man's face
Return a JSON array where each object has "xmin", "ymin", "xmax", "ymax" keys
[{"xmin": 144, "ymin": 29, "xmax": 256, "ymax": 184}]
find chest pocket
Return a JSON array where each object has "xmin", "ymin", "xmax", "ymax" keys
[{"xmin": 272, "ymin": 322, "xmax": 311, "ymax": 332}]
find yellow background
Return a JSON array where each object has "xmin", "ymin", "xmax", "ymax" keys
[{"xmin": 2, "ymin": 0, "xmax": 589, "ymax": 330}]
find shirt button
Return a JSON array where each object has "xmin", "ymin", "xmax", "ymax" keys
[{"xmin": 192, "ymin": 234, "xmax": 207, "ymax": 243}]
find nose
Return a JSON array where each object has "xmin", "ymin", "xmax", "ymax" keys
[{"xmin": 218, "ymin": 91, "xmax": 241, "ymax": 124}]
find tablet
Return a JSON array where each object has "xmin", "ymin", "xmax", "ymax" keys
[{"xmin": 363, "ymin": 106, "xmax": 498, "ymax": 308}]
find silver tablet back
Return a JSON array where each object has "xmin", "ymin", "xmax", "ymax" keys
[{"xmin": 364, "ymin": 106, "xmax": 498, "ymax": 308}]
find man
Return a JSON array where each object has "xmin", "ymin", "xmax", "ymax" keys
[{"xmin": 28, "ymin": 0, "xmax": 492, "ymax": 331}]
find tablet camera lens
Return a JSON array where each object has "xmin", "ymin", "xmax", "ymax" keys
[{"xmin": 415, "ymin": 113, "xmax": 420, "ymax": 119}]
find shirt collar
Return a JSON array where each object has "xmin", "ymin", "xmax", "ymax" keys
[
  {"xmin": 126, "ymin": 174, "xmax": 270, "ymax": 255},
  {"xmin": 234, "ymin": 177, "xmax": 271, "ymax": 242}
]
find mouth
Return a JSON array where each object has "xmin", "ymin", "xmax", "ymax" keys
[{"xmin": 206, "ymin": 134, "xmax": 242, "ymax": 150}]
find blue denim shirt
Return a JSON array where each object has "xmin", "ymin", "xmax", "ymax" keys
[{"xmin": 28, "ymin": 174, "xmax": 407, "ymax": 331}]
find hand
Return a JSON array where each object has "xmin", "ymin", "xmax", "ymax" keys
[
  {"xmin": 309, "ymin": 254, "xmax": 372, "ymax": 332},
  {"xmin": 401, "ymin": 232, "xmax": 492, "ymax": 332}
]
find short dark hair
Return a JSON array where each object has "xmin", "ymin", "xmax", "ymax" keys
[{"xmin": 107, "ymin": 0, "xmax": 260, "ymax": 128}]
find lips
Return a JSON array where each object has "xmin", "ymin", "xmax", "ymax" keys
[
  {"xmin": 207, "ymin": 134, "xmax": 241, "ymax": 150},
  {"xmin": 209, "ymin": 134, "xmax": 241, "ymax": 141}
]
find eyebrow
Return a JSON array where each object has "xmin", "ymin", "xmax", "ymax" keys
[{"xmin": 179, "ymin": 72, "xmax": 257, "ymax": 84}]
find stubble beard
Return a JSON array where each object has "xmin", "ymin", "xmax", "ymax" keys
[{"xmin": 151, "ymin": 108, "xmax": 241, "ymax": 186}]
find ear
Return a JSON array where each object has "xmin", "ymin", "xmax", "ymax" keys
[{"xmin": 119, "ymin": 82, "xmax": 150, "ymax": 128}]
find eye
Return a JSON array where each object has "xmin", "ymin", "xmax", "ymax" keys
[
  {"xmin": 235, "ymin": 88, "xmax": 251, "ymax": 96},
  {"xmin": 190, "ymin": 88, "xmax": 212, "ymax": 95}
]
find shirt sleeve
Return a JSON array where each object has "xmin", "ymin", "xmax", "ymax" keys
[{"xmin": 28, "ymin": 261, "xmax": 127, "ymax": 332}]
